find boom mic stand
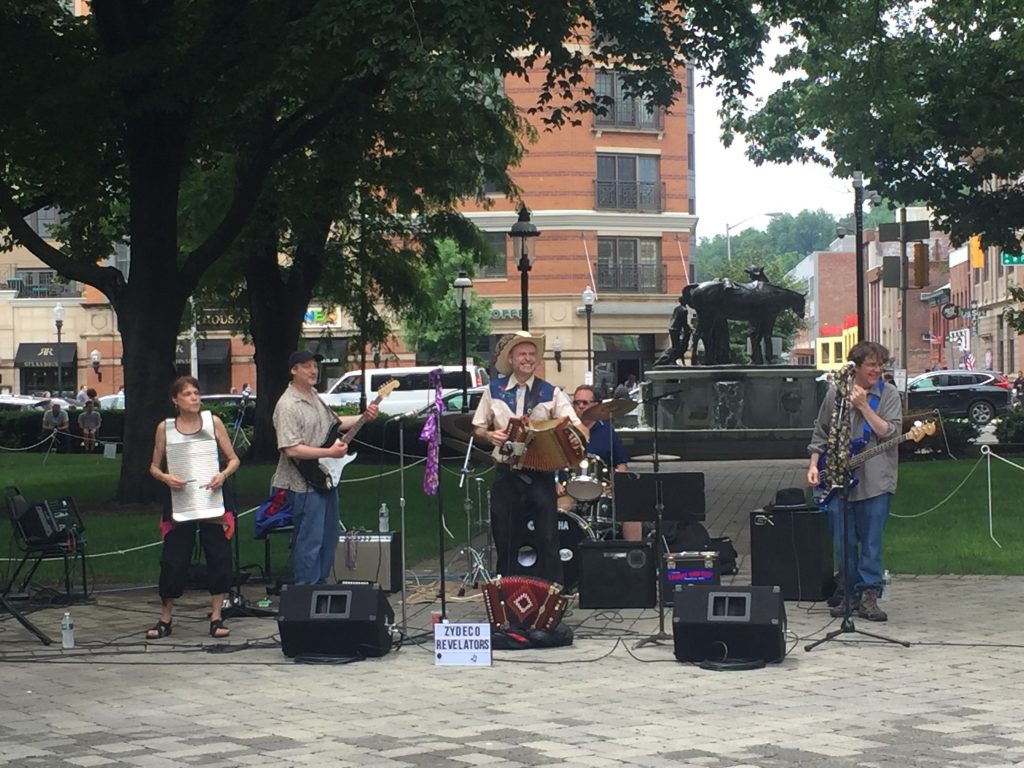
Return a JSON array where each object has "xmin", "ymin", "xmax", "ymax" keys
[
  {"xmin": 805, "ymin": 394, "xmax": 908, "ymax": 652},
  {"xmin": 0, "ymin": 593, "xmax": 52, "ymax": 645}
]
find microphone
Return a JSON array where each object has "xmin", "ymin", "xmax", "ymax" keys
[{"xmin": 389, "ymin": 409, "xmax": 421, "ymax": 422}]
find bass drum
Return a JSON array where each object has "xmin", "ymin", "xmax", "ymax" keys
[{"xmin": 516, "ymin": 510, "xmax": 597, "ymax": 593}]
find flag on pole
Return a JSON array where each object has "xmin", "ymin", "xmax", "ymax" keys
[{"xmin": 963, "ymin": 351, "xmax": 976, "ymax": 370}]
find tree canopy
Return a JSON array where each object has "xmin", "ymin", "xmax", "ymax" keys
[{"xmin": 723, "ymin": 0, "xmax": 1024, "ymax": 253}]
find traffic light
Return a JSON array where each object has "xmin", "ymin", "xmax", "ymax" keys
[{"xmin": 913, "ymin": 243, "xmax": 929, "ymax": 287}]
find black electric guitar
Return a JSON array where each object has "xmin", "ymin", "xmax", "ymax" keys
[
  {"xmin": 296, "ymin": 380, "xmax": 399, "ymax": 491},
  {"xmin": 814, "ymin": 419, "xmax": 936, "ymax": 505}
]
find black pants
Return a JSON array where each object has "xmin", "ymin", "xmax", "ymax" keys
[
  {"xmin": 159, "ymin": 520, "xmax": 232, "ymax": 599},
  {"xmin": 491, "ymin": 468, "xmax": 561, "ymax": 584}
]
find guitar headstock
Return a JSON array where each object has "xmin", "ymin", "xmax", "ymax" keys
[
  {"xmin": 375, "ymin": 379, "xmax": 400, "ymax": 401},
  {"xmin": 909, "ymin": 419, "xmax": 937, "ymax": 442}
]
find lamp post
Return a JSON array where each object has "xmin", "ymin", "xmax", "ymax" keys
[
  {"xmin": 725, "ymin": 212, "xmax": 784, "ymax": 264},
  {"xmin": 552, "ymin": 337, "xmax": 562, "ymax": 372},
  {"xmin": 582, "ymin": 285, "xmax": 596, "ymax": 380},
  {"xmin": 90, "ymin": 349, "xmax": 102, "ymax": 383},
  {"xmin": 853, "ymin": 172, "xmax": 866, "ymax": 343},
  {"xmin": 454, "ymin": 271, "xmax": 473, "ymax": 412},
  {"xmin": 509, "ymin": 205, "xmax": 539, "ymax": 331},
  {"xmin": 53, "ymin": 303, "xmax": 64, "ymax": 397}
]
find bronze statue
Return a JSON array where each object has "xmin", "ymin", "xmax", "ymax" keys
[
  {"xmin": 652, "ymin": 293, "xmax": 692, "ymax": 367},
  {"xmin": 681, "ymin": 269, "xmax": 805, "ymax": 365}
]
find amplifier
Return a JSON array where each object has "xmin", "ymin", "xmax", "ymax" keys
[
  {"xmin": 578, "ymin": 540, "xmax": 657, "ymax": 609},
  {"xmin": 19, "ymin": 497, "xmax": 84, "ymax": 545},
  {"xmin": 663, "ymin": 550, "xmax": 720, "ymax": 606},
  {"xmin": 672, "ymin": 584, "xmax": 787, "ymax": 664},
  {"xmin": 333, "ymin": 531, "xmax": 402, "ymax": 593},
  {"xmin": 750, "ymin": 507, "xmax": 834, "ymax": 601}
]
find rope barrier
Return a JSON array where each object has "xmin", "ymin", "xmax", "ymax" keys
[{"xmin": 0, "ymin": 433, "xmax": 57, "ymax": 452}]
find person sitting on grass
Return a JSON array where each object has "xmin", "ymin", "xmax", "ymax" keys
[{"xmin": 146, "ymin": 376, "xmax": 240, "ymax": 640}]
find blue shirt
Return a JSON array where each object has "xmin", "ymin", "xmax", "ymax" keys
[{"xmin": 586, "ymin": 421, "xmax": 629, "ymax": 468}]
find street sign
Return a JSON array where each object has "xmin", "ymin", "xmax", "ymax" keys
[
  {"xmin": 1001, "ymin": 252, "xmax": 1024, "ymax": 266},
  {"xmin": 878, "ymin": 220, "xmax": 931, "ymax": 242}
]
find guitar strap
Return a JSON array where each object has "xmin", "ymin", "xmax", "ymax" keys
[{"xmin": 861, "ymin": 382, "xmax": 882, "ymax": 444}]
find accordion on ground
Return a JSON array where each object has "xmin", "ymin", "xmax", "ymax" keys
[
  {"xmin": 505, "ymin": 417, "xmax": 586, "ymax": 472},
  {"xmin": 482, "ymin": 576, "xmax": 568, "ymax": 632}
]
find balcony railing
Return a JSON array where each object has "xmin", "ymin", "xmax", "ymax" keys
[
  {"xmin": 594, "ymin": 107, "xmax": 663, "ymax": 132},
  {"xmin": 596, "ymin": 262, "xmax": 665, "ymax": 293},
  {"xmin": 594, "ymin": 180, "xmax": 664, "ymax": 212},
  {"xmin": 4, "ymin": 268, "xmax": 82, "ymax": 298}
]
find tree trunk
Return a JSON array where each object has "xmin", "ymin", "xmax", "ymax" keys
[{"xmin": 245, "ymin": 220, "xmax": 327, "ymax": 463}]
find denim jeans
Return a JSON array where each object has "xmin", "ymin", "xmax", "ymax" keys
[
  {"xmin": 827, "ymin": 492, "xmax": 890, "ymax": 596},
  {"xmin": 288, "ymin": 489, "xmax": 340, "ymax": 585}
]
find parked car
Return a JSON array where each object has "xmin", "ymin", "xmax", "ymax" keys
[
  {"xmin": 320, "ymin": 365, "xmax": 489, "ymax": 415},
  {"xmin": 0, "ymin": 395, "xmax": 74, "ymax": 411},
  {"xmin": 97, "ymin": 393, "xmax": 254, "ymax": 411},
  {"xmin": 413, "ymin": 387, "xmax": 486, "ymax": 418},
  {"xmin": 906, "ymin": 370, "xmax": 1012, "ymax": 425}
]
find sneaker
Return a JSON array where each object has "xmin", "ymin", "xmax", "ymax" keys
[{"xmin": 857, "ymin": 588, "xmax": 888, "ymax": 622}]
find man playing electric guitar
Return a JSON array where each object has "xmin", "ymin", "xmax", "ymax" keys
[
  {"xmin": 806, "ymin": 341, "xmax": 902, "ymax": 622},
  {"xmin": 271, "ymin": 350, "xmax": 379, "ymax": 585}
]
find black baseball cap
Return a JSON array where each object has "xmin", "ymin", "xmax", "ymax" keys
[{"xmin": 288, "ymin": 350, "xmax": 323, "ymax": 368}]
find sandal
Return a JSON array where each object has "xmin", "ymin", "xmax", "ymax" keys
[
  {"xmin": 146, "ymin": 620, "xmax": 172, "ymax": 639},
  {"xmin": 209, "ymin": 619, "xmax": 230, "ymax": 639}
]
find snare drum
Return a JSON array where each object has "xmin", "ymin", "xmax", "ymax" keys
[
  {"xmin": 517, "ymin": 509, "xmax": 596, "ymax": 592},
  {"xmin": 566, "ymin": 454, "xmax": 610, "ymax": 501}
]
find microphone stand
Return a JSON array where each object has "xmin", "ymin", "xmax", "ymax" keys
[{"xmin": 397, "ymin": 413, "xmax": 409, "ymax": 636}]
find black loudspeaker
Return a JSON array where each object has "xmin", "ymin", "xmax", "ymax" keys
[
  {"xmin": 16, "ymin": 497, "xmax": 84, "ymax": 546},
  {"xmin": 672, "ymin": 585, "xmax": 787, "ymax": 664},
  {"xmin": 277, "ymin": 582, "xmax": 394, "ymax": 658},
  {"xmin": 750, "ymin": 507, "xmax": 834, "ymax": 601},
  {"xmin": 578, "ymin": 541, "xmax": 657, "ymax": 609},
  {"xmin": 334, "ymin": 532, "xmax": 402, "ymax": 592}
]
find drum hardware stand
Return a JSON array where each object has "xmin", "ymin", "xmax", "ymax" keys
[
  {"xmin": 457, "ymin": 436, "xmax": 491, "ymax": 596},
  {"xmin": 805, "ymin": 394, "xmax": 909, "ymax": 652}
]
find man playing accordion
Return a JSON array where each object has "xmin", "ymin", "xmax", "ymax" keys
[{"xmin": 472, "ymin": 331, "xmax": 586, "ymax": 584}]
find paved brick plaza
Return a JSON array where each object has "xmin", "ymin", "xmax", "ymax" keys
[{"xmin": 2, "ymin": 459, "xmax": 1023, "ymax": 767}]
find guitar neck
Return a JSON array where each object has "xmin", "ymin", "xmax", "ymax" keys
[
  {"xmin": 338, "ymin": 395, "xmax": 383, "ymax": 446},
  {"xmin": 849, "ymin": 430, "xmax": 911, "ymax": 470}
]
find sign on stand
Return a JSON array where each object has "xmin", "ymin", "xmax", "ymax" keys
[{"xmin": 434, "ymin": 622, "xmax": 492, "ymax": 666}]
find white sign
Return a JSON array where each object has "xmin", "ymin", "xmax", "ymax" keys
[
  {"xmin": 434, "ymin": 622, "xmax": 492, "ymax": 666},
  {"xmin": 893, "ymin": 368, "xmax": 907, "ymax": 392}
]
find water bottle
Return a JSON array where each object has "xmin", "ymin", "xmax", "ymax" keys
[
  {"xmin": 61, "ymin": 611, "xmax": 75, "ymax": 649},
  {"xmin": 880, "ymin": 569, "xmax": 892, "ymax": 602},
  {"xmin": 378, "ymin": 503, "xmax": 390, "ymax": 533}
]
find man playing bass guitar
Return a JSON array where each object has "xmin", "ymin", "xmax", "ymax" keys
[
  {"xmin": 806, "ymin": 341, "xmax": 901, "ymax": 622},
  {"xmin": 271, "ymin": 350, "xmax": 379, "ymax": 585}
]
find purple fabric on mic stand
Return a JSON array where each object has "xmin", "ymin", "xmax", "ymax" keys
[{"xmin": 419, "ymin": 368, "xmax": 443, "ymax": 495}]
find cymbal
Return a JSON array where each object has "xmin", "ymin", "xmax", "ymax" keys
[
  {"xmin": 580, "ymin": 398, "xmax": 637, "ymax": 422},
  {"xmin": 631, "ymin": 452, "xmax": 682, "ymax": 462}
]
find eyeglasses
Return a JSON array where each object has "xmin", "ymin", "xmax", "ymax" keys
[{"xmin": 573, "ymin": 400, "xmax": 594, "ymax": 406}]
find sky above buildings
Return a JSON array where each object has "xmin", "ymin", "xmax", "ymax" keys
[{"xmin": 692, "ymin": 41, "xmax": 853, "ymax": 244}]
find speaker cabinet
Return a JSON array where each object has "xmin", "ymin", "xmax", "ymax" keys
[
  {"xmin": 277, "ymin": 582, "xmax": 394, "ymax": 658},
  {"xmin": 672, "ymin": 585, "xmax": 787, "ymax": 663},
  {"xmin": 334, "ymin": 532, "xmax": 402, "ymax": 592},
  {"xmin": 750, "ymin": 507, "xmax": 834, "ymax": 601},
  {"xmin": 578, "ymin": 541, "xmax": 656, "ymax": 609}
]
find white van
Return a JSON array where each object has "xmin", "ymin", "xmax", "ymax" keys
[{"xmin": 319, "ymin": 365, "xmax": 489, "ymax": 415}]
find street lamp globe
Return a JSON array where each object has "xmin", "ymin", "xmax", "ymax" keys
[
  {"xmin": 509, "ymin": 205, "xmax": 539, "ymax": 330},
  {"xmin": 453, "ymin": 271, "xmax": 473, "ymax": 412}
]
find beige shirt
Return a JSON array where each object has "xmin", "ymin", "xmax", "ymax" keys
[
  {"xmin": 271, "ymin": 383, "xmax": 339, "ymax": 492},
  {"xmin": 471, "ymin": 376, "xmax": 580, "ymax": 463}
]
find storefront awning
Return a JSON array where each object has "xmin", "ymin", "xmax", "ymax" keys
[
  {"xmin": 14, "ymin": 342, "xmax": 77, "ymax": 368},
  {"xmin": 174, "ymin": 339, "xmax": 231, "ymax": 365}
]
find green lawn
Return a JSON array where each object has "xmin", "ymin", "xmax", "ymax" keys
[
  {"xmin": 2, "ymin": 452, "xmax": 1022, "ymax": 591},
  {"xmin": 1, "ymin": 452, "xmax": 493, "ymax": 588}
]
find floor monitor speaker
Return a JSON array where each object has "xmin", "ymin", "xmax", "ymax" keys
[
  {"xmin": 750, "ymin": 507, "xmax": 834, "ymax": 601},
  {"xmin": 672, "ymin": 584, "xmax": 787, "ymax": 664},
  {"xmin": 578, "ymin": 541, "xmax": 656, "ymax": 609},
  {"xmin": 277, "ymin": 582, "xmax": 394, "ymax": 658}
]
